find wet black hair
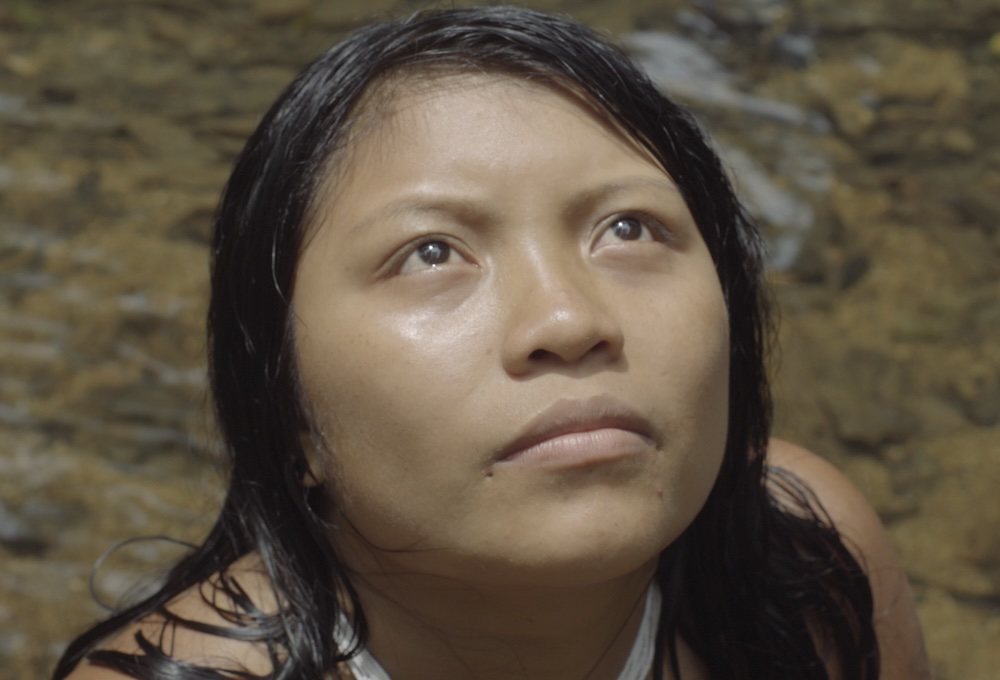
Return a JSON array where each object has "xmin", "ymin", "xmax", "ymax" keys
[{"xmin": 54, "ymin": 6, "xmax": 877, "ymax": 679}]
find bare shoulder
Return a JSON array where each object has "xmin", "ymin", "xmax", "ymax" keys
[
  {"xmin": 766, "ymin": 438, "xmax": 931, "ymax": 680},
  {"xmin": 63, "ymin": 555, "xmax": 277, "ymax": 679}
]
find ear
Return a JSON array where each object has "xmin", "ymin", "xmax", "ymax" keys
[{"xmin": 298, "ymin": 431, "xmax": 327, "ymax": 488}]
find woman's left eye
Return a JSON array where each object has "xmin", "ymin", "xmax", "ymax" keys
[
  {"xmin": 595, "ymin": 216, "xmax": 659, "ymax": 248},
  {"xmin": 396, "ymin": 239, "xmax": 469, "ymax": 275}
]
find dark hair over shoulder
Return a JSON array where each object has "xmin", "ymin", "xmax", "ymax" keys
[{"xmin": 54, "ymin": 6, "xmax": 877, "ymax": 679}]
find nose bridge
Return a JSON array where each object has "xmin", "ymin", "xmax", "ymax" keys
[
  {"xmin": 521, "ymin": 239, "xmax": 583, "ymax": 295},
  {"xmin": 501, "ymin": 240, "xmax": 623, "ymax": 371},
  {"xmin": 531, "ymin": 249, "xmax": 601, "ymax": 317}
]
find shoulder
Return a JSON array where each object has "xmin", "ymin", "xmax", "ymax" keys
[
  {"xmin": 62, "ymin": 555, "xmax": 277, "ymax": 680},
  {"xmin": 765, "ymin": 438, "xmax": 931, "ymax": 680}
]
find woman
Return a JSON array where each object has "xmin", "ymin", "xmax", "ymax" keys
[{"xmin": 54, "ymin": 6, "xmax": 928, "ymax": 679}]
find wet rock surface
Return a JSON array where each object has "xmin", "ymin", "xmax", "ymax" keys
[{"xmin": 1, "ymin": 1, "xmax": 998, "ymax": 678}]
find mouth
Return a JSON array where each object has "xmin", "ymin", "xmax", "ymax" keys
[{"xmin": 495, "ymin": 394, "xmax": 656, "ymax": 469}]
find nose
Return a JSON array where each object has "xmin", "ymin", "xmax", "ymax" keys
[{"xmin": 500, "ymin": 257, "xmax": 625, "ymax": 376}]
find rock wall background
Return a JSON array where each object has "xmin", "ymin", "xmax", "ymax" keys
[{"xmin": 1, "ymin": 0, "xmax": 998, "ymax": 677}]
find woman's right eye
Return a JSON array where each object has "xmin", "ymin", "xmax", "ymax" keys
[{"xmin": 398, "ymin": 240, "xmax": 456, "ymax": 274}]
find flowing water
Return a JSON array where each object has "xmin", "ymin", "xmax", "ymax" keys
[{"xmin": 1, "ymin": 0, "xmax": 998, "ymax": 677}]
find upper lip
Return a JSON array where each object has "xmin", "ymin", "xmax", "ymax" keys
[{"xmin": 496, "ymin": 394, "xmax": 655, "ymax": 463}]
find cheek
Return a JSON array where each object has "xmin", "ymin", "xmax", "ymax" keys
[
  {"xmin": 689, "ymin": 289, "xmax": 731, "ymax": 444},
  {"xmin": 293, "ymin": 314, "xmax": 488, "ymax": 545},
  {"xmin": 646, "ymin": 275, "xmax": 730, "ymax": 412},
  {"xmin": 651, "ymin": 282, "xmax": 730, "ymax": 504}
]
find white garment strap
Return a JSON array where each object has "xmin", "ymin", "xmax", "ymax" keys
[
  {"xmin": 334, "ymin": 619, "xmax": 393, "ymax": 680},
  {"xmin": 616, "ymin": 581, "xmax": 661, "ymax": 680},
  {"xmin": 335, "ymin": 582, "xmax": 662, "ymax": 680}
]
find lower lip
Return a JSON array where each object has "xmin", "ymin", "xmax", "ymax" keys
[{"xmin": 498, "ymin": 428, "xmax": 652, "ymax": 470}]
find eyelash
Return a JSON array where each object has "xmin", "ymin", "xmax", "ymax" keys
[
  {"xmin": 392, "ymin": 236, "xmax": 468, "ymax": 275},
  {"xmin": 594, "ymin": 213, "xmax": 671, "ymax": 248}
]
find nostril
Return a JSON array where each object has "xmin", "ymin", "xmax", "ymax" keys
[{"xmin": 528, "ymin": 339, "xmax": 610, "ymax": 363}]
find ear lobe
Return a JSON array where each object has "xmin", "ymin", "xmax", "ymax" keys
[{"xmin": 298, "ymin": 432, "xmax": 327, "ymax": 488}]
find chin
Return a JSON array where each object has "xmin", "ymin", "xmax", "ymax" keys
[{"xmin": 462, "ymin": 510, "xmax": 681, "ymax": 588}]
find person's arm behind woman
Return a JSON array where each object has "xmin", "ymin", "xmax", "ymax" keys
[{"xmin": 768, "ymin": 439, "xmax": 931, "ymax": 679}]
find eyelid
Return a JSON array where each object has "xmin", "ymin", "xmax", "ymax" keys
[{"xmin": 593, "ymin": 211, "xmax": 674, "ymax": 248}]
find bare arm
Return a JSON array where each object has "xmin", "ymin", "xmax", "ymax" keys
[
  {"xmin": 62, "ymin": 558, "xmax": 276, "ymax": 680},
  {"xmin": 768, "ymin": 438, "xmax": 931, "ymax": 680}
]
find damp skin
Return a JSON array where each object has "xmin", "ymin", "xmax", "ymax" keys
[{"xmin": 293, "ymin": 75, "xmax": 730, "ymax": 591}]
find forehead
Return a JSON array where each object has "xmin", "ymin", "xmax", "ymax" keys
[
  {"xmin": 314, "ymin": 72, "xmax": 662, "ymax": 212},
  {"xmin": 357, "ymin": 70, "xmax": 614, "ymax": 136}
]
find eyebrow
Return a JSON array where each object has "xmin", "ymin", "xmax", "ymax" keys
[
  {"xmin": 346, "ymin": 195, "xmax": 496, "ymax": 238},
  {"xmin": 344, "ymin": 176, "xmax": 685, "ymax": 238},
  {"xmin": 560, "ymin": 176, "xmax": 684, "ymax": 223}
]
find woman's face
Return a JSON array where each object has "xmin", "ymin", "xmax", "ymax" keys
[{"xmin": 293, "ymin": 75, "xmax": 730, "ymax": 587}]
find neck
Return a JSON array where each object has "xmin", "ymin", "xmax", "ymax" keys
[{"xmin": 342, "ymin": 558, "xmax": 660, "ymax": 680}]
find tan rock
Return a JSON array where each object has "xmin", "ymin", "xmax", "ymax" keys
[
  {"xmin": 3, "ymin": 52, "xmax": 45, "ymax": 78},
  {"xmin": 576, "ymin": 0, "xmax": 677, "ymax": 34},
  {"xmin": 915, "ymin": 128, "xmax": 977, "ymax": 157},
  {"xmin": 831, "ymin": 98, "xmax": 877, "ymax": 139},
  {"xmin": 840, "ymin": 455, "xmax": 917, "ymax": 520},
  {"xmin": 147, "ymin": 10, "xmax": 190, "ymax": 45},
  {"xmin": 889, "ymin": 429, "xmax": 1000, "ymax": 597},
  {"xmin": 805, "ymin": 39, "xmax": 969, "ymax": 139},
  {"xmin": 311, "ymin": 0, "xmax": 392, "ymax": 28},
  {"xmin": 940, "ymin": 128, "xmax": 977, "ymax": 156},
  {"xmin": 829, "ymin": 181, "xmax": 890, "ymax": 229},
  {"xmin": 126, "ymin": 114, "xmax": 215, "ymax": 164},
  {"xmin": 255, "ymin": 0, "xmax": 313, "ymax": 24},
  {"xmin": 990, "ymin": 31, "xmax": 1000, "ymax": 58},
  {"xmin": 919, "ymin": 587, "xmax": 1000, "ymax": 680},
  {"xmin": 803, "ymin": 61, "xmax": 878, "ymax": 139},
  {"xmin": 197, "ymin": 115, "xmax": 261, "ymax": 139},
  {"xmin": 875, "ymin": 38, "xmax": 969, "ymax": 115}
]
